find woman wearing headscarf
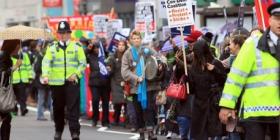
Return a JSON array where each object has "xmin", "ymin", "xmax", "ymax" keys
[{"xmin": 188, "ymin": 39, "xmax": 227, "ymax": 139}]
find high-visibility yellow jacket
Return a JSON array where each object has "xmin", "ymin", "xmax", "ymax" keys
[
  {"xmin": 12, "ymin": 52, "xmax": 33, "ymax": 84},
  {"xmin": 42, "ymin": 41, "xmax": 87, "ymax": 86},
  {"xmin": 219, "ymin": 32, "xmax": 280, "ymax": 119}
]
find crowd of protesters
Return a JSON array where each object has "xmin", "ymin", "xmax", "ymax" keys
[{"xmin": 0, "ymin": 3, "xmax": 280, "ymax": 140}]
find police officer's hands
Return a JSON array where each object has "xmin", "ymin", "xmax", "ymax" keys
[
  {"xmin": 68, "ymin": 74, "xmax": 77, "ymax": 82},
  {"xmin": 219, "ymin": 108, "xmax": 236, "ymax": 124}
]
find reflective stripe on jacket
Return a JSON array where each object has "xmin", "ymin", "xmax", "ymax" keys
[
  {"xmin": 219, "ymin": 33, "xmax": 280, "ymax": 119},
  {"xmin": 42, "ymin": 41, "xmax": 87, "ymax": 86},
  {"xmin": 12, "ymin": 53, "xmax": 32, "ymax": 84}
]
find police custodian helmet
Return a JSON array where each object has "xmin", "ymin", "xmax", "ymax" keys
[
  {"xmin": 57, "ymin": 21, "xmax": 72, "ymax": 34},
  {"xmin": 268, "ymin": 3, "xmax": 280, "ymax": 16}
]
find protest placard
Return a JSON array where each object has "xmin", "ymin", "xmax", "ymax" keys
[
  {"xmin": 108, "ymin": 32, "xmax": 128, "ymax": 53},
  {"xmin": 93, "ymin": 15, "xmax": 109, "ymax": 37},
  {"xmin": 158, "ymin": 0, "xmax": 167, "ymax": 18},
  {"xmin": 165, "ymin": 0, "xmax": 194, "ymax": 28},
  {"xmin": 107, "ymin": 19, "xmax": 123, "ymax": 40},
  {"xmin": 135, "ymin": 2, "xmax": 156, "ymax": 43}
]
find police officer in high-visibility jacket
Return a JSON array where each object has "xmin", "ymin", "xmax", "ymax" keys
[
  {"xmin": 12, "ymin": 51, "xmax": 32, "ymax": 116},
  {"xmin": 219, "ymin": 3, "xmax": 280, "ymax": 140},
  {"xmin": 42, "ymin": 21, "xmax": 86, "ymax": 140}
]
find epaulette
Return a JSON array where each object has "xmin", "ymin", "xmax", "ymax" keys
[
  {"xmin": 75, "ymin": 42, "xmax": 82, "ymax": 47},
  {"xmin": 49, "ymin": 41, "xmax": 58, "ymax": 47}
]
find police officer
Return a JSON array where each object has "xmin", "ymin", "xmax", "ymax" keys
[
  {"xmin": 12, "ymin": 49, "xmax": 32, "ymax": 116},
  {"xmin": 42, "ymin": 21, "xmax": 86, "ymax": 140},
  {"xmin": 219, "ymin": 3, "xmax": 280, "ymax": 140}
]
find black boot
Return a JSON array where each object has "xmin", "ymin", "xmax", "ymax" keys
[
  {"xmin": 138, "ymin": 128, "xmax": 145, "ymax": 140},
  {"xmin": 54, "ymin": 132, "xmax": 62, "ymax": 140},
  {"xmin": 148, "ymin": 131, "xmax": 157, "ymax": 140}
]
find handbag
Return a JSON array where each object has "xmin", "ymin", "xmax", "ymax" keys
[
  {"xmin": 0, "ymin": 72, "xmax": 16, "ymax": 112},
  {"xmin": 166, "ymin": 75, "xmax": 187, "ymax": 100},
  {"xmin": 156, "ymin": 90, "xmax": 167, "ymax": 105}
]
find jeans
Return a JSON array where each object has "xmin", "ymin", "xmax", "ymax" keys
[
  {"xmin": 132, "ymin": 91, "xmax": 157, "ymax": 130},
  {"xmin": 37, "ymin": 88, "xmax": 53, "ymax": 119},
  {"xmin": 126, "ymin": 101, "xmax": 137, "ymax": 129},
  {"xmin": 177, "ymin": 116, "xmax": 191, "ymax": 140},
  {"xmin": 90, "ymin": 86, "xmax": 110, "ymax": 125}
]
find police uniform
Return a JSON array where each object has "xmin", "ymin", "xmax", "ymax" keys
[
  {"xmin": 12, "ymin": 52, "xmax": 32, "ymax": 116},
  {"xmin": 219, "ymin": 3, "xmax": 280, "ymax": 140},
  {"xmin": 42, "ymin": 21, "xmax": 86, "ymax": 140}
]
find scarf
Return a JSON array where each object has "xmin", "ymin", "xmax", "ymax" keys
[{"xmin": 131, "ymin": 46, "xmax": 147, "ymax": 109}]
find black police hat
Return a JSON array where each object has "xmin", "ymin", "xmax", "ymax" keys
[
  {"xmin": 267, "ymin": 3, "xmax": 280, "ymax": 16},
  {"xmin": 57, "ymin": 21, "xmax": 72, "ymax": 33}
]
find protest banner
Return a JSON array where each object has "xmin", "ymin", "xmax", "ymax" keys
[
  {"xmin": 107, "ymin": 19, "xmax": 123, "ymax": 40},
  {"xmin": 47, "ymin": 16, "xmax": 94, "ymax": 40},
  {"xmin": 135, "ymin": 2, "xmax": 156, "ymax": 43},
  {"xmin": 93, "ymin": 15, "xmax": 109, "ymax": 37}
]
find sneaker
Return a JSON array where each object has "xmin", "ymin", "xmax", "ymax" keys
[
  {"xmin": 54, "ymin": 132, "xmax": 62, "ymax": 140},
  {"xmin": 166, "ymin": 132, "xmax": 172, "ymax": 139},
  {"xmin": 71, "ymin": 133, "xmax": 79, "ymax": 140}
]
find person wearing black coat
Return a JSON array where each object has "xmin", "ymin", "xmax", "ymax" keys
[
  {"xmin": 188, "ymin": 39, "xmax": 227, "ymax": 140},
  {"xmin": 85, "ymin": 42, "xmax": 111, "ymax": 127},
  {"xmin": 0, "ymin": 39, "xmax": 21, "ymax": 140},
  {"xmin": 33, "ymin": 41, "xmax": 53, "ymax": 121}
]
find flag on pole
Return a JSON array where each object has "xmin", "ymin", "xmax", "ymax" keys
[{"xmin": 254, "ymin": 0, "xmax": 273, "ymax": 29}]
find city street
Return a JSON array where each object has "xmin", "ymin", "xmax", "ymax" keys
[{"xmin": 10, "ymin": 107, "xmax": 173, "ymax": 140}]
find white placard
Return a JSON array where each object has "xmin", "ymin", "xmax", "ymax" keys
[
  {"xmin": 158, "ymin": 0, "xmax": 167, "ymax": 19},
  {"xmin": 120, "ymin": 28, "xmax": 131, "ymax": 37},
  {"xmin": 135, "ymin": 2, "xmax": 157, "ymax": 43},
  {"xmin": 93, "ymin": 15, "xmax": 109, "ymax": 37},
  {"xmin": 107, "ymin": 19, "xmax": 123, "ymax": 40},
  {"xmin": 165, "ymin": 0, "xmax": 194, "ymax": 28}
]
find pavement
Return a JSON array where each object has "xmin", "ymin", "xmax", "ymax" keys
[{"xmin": 9, "ymin": 106, "xmax": 179, "ymax": 140}]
